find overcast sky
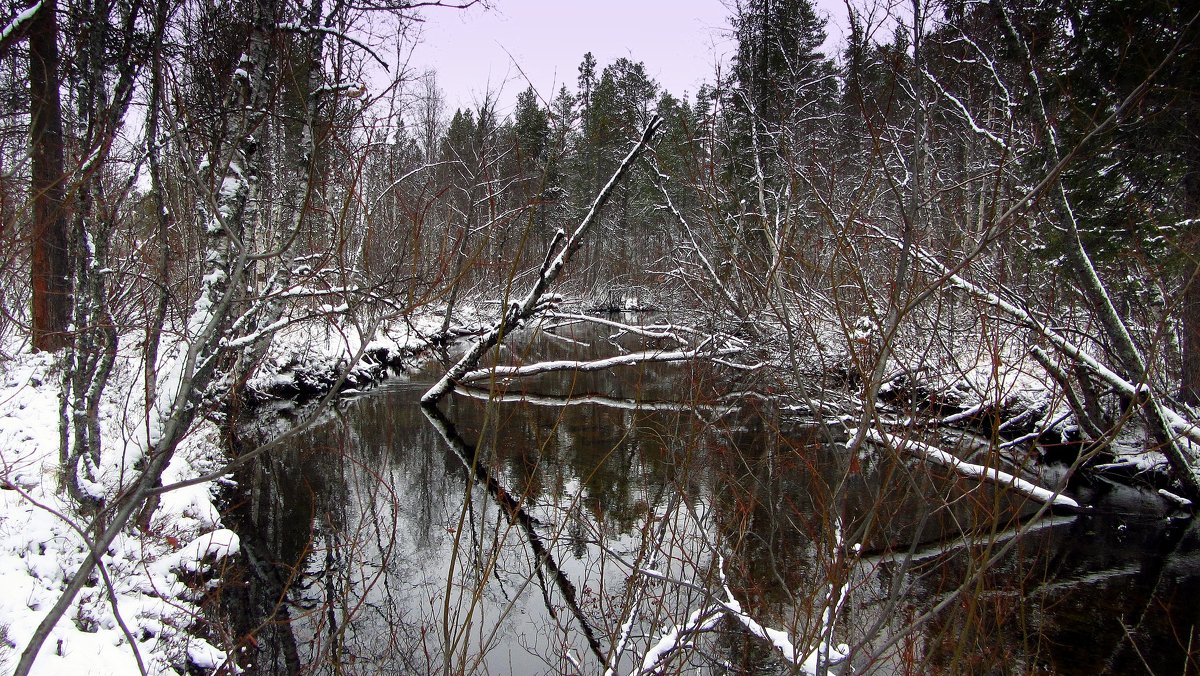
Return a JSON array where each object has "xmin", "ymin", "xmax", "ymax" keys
[{"xmin": 406, "ymin": 0, "xmax": 848, "ymax": 115}]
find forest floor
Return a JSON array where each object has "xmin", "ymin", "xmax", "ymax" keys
[{"xmin": 0, "ymin": 305, "xmax": 494, "ymax": 674}]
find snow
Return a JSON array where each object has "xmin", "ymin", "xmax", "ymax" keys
[
  {"xmin": 867, "ymin": 429, "xmax": 1080, "ymax": 509},
  {"xmin": 460, "ymin": 346, "xmax": 742, "ymax": 383},
  {"xmin": 155, "ymin": 529, "xmax": 240, "ymax": 576},
  {"xmin": 0, "ymin": 1, "xmax": 41, "ymax": 44},
  {"xmin": 1157, "ymin": 489, "xmax": 1193, "ymax": 510},
  {"xmin": 637, "ymin": 605, "xmax": 723, "ymax": 674},
  {"xmin": 0, "ymin": 347, "xmax": 236, "ymax": 674},
  {"xmin": 0, "ymin": 301, "xmax": 465, "ymax": 673},
  {"xmin": 850, "ymin": 316, "xmax": 876, "ymax": 341},
  {"xmin": 245, "ymin": 312, "xmax": 443, "ymax": 397}
]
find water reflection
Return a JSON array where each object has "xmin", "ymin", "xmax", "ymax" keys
[{"xmin": 213, "ymin": 319, "xmax": 1200, "ymax": 674}]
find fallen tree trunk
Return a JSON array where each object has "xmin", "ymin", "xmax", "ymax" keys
[
  {"xmin": 460, "ymin": 345, "xmax": 743, "ymax": 383},
  {"xmin": 866, "ymin": 429, "xmax": 1080, "ymax": 510},
  {"xmin": 422, "ymin": 117, "xmax": 662, "ymax": 405}
]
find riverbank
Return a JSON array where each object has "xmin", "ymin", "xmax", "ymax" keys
[
  {"xmin": 0, "ymin": 299, "xmax": 1187, "ymax": 673},
  {"xmin": 0, "ymin": 305, "xmax": 491, "ymax": 674}
]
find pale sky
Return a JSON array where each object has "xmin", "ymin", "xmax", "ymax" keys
[{"xmin": 407, "ymin": 0, "xmax": 848, "ymax": 115}]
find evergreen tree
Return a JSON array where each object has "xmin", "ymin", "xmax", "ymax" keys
[
  {"xmin": 723, "ymin": 0, "xmax": 836, "ymax": 277},
  {"xmin": 512, "ymin": 86, "xmax": 550, "ymax": 176},
  {"xmin": 1049, "ymin": 0, "xmax": 1200, "ymax": 401},
  {"xmin": 731, "ymin": 0, "xmax": 830, "ymax": 132},
  {"xmin": 547, "ymin": 84, "xmax": 577, "ymax": 202},
  {"xmin": 577, "ymin": 51, "xmax": 597, "ymax": 117}
]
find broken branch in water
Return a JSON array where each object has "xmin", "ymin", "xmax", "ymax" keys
[{"xmin": 422, "ymin": 117, "xmax": 663, "ymax": 405}]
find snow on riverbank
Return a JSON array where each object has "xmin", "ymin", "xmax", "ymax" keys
[
  {"xmin": 0, "ymin": 348, "xmax": 232, "ymax": 674},
  {"xmin": 0, "ymin": 310, "xmax": 458, "ymax": 674},
  {"xmin": 246, "ymin": 312, "xmax": 448, "ymax": 399}
]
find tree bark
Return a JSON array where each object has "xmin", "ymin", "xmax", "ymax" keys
[{"xmin": 28, "ymin": 0, "xmax": 71, "ymax": 352}]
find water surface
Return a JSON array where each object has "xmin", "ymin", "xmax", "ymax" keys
[{"xmin": 216, "ymin": 318, "xmax": 1200, "ymax": 674}]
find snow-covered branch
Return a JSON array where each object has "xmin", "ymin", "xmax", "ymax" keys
[
  {"xmin": 650, "ymin": 166, "xmax": 746, "ymax": 318},
  {"xmin": 0, "ymin": 1, "xmax": 41, "ymax": 49},
  {"xmin": 421, "ymin": 116, "xmax": 662, "ymax": 405},
  {"xmin": 460, "ymin": 346, "xmax": 743, "ymax": 383},
  {"xmin": 866, "ymin": 429, "xmax": 1080, "ymax": 509},
  {"xmin": 920, "ymin": 67, "xmax": 1010, "ymax": 151},
  {"xmin": 634, "ymin": 604, "xmax": 724, "ymax": 675},
  {"xmin": 632, "ymin": 562, "xmax": 850, "ymax": 675}
]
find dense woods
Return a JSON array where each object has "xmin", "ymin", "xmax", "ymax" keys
[{"xmin": 1, "ymin": 0, "xmax": 1199, "ymax": 672}]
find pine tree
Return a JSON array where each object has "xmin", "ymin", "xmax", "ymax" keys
[
  {"xmin": 512, "ymin": 86, "xmax": 550, "ymax": 178},
  {"xmin": 731, "ymin": 0, "xmax": 830, "ymax": 132},
  {"xmin": 1043, "ymin": 0, "xmax": 1200, "ymax": 401}
]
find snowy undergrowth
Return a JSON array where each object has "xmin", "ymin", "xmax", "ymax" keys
[
  {"xmin": 0, "ymin": 346, "xmax": 233, "ymax": 674},
  {"xmin": 0, "ymin": 308, "xmax": 467, "ymax": 674},
  {"xmin": 799, "ymin": 313, "xmax": 1176, "ymax": 474}
]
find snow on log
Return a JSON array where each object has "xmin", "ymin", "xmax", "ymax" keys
[
  {"xmin": 460, "ymin": 346, "xmax": 742, "ymax": 383},
  {"xmin": 456, "ymin": 385, "xmax": 739, "ymax": 415},
  {"xmin": 866, "ymin": 429, "xmax": 1080, "ymax": 509},
  {"xmin": 543, "ymin": 311, "xmax": 704, "ymax": 343},
  {"xmin": 1158, "ymin": 488, "xmax": 1193, "ymax": 510},
  {"xmin": 421, "ymin": 117, "xmax": 662, "ymax": 405}
]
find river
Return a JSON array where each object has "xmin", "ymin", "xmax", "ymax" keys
[{"xmin": 215, "ymin": 316, "xmax": 1200, "ymax": 674}]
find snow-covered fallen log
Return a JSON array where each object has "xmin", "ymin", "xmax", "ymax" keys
[
  {"xmin": 865, "ymin": 429, "xmax": 1080, "ymax": 510},
  {"xmin": 460, "ymin": 346, "xmax": 742, "ymax": 383},
  {"xmin": 422, "ymin": 117, "xmax": 662, "ymax": 405},
  {"xmin": 543, "ymin": 311, "xmax": 714, "ymax": 344},
  {"xmin": 455, "ymin": 385, "xmax": 739, "ymax": 415}
]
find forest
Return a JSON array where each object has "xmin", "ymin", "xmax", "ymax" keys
[{"xmin": 1, "ymin": 0, "xmax": 1198, "ymax": 673}]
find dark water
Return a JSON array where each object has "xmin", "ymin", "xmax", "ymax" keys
[{"xmin": 214, "ymin": 319, "xmax": 1200, "ymax": 674}]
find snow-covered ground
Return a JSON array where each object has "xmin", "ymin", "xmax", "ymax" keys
[
  {"xmin": 0, "ymin": 346, "xmax": 232, "ymax": 673},
  {"xmin": 0, "ymin": 309, "xmax": 460, "ymax": 674}
]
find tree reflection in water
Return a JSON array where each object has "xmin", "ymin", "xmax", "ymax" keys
[{"xmin": 211, "ymin": 323, "xmax": 1200, "ymax": 674}]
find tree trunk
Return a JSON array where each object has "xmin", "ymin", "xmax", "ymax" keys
[{"xmin": 28, "ymin": 0, "xmax": 71, "ymax": 352}]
